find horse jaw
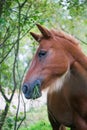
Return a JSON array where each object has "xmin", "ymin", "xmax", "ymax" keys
[{"xmin": 48, "ymin": 67, "xmax": 70, "ymax": 94}]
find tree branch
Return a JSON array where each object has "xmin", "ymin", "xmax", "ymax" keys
[
  {"xmin": 0, "ymin": 40, "xmax": 17, "ymax": 64},
  {"xmin": 0, "ymin": 27, "xmax": 10, "ymax": 47},
  {"xmin": 76, "ymin": 36, "xmax": 87, "ymax": 45},
  {"xmin": 0, "ymin": 0, "xmax": 6, "ymax": 17},
  {"xmin": 17, "ymin": 93, "xmax": 26, "ymax": 130},
  {"xmin": 0, "ymin": 85, "xmax": 10, "ymax": 102},
  {"xmin": 20, "ymin": 0, "xmax": 27, "ymax": 8}
]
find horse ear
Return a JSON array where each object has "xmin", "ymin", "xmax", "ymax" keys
[
  {"xmin": 36, "ymin": 24, "xmax": 51, "ymax": 38},
  {"xmin": 30, "ymin": 32, "xmax": 41, "ymax": 42}
]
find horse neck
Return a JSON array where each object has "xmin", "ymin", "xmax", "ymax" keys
[
  {"xmin": 64, "ymin": 42, "xmax": 87, "ymax": 70},
  {"xmin": 71, "ymin": 61, "xmax": 87, "ymax": 81}
]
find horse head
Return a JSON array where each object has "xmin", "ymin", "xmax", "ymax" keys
[{"xmin": 22, "ymin": 24, "xmax": 81, "ymax": 99}]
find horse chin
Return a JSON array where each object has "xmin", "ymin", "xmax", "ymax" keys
[
  {"xmin": 32, "ymin": 92, "xmax": 42, "ymax": 100},
  {"xmin": 24, "ymin": 94, "xmax": 31, "ymax": 99},
  {"xmin": 24, "ymin": 91, "xmax": 42, "ymax": 100}
]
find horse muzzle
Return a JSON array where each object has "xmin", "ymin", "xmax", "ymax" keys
[{"xmin": 22, "ymin": 79, "xmax": 42, "ymax": 99}]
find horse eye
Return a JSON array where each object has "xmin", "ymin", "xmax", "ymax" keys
[{"xmin": 38, "ymin": 50, "xmax": 47, "ymax": 58}]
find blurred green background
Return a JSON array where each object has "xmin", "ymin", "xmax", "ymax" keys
[{"xmin": 0, "ymin": 0, "xmax": 87, "ymax": 130}]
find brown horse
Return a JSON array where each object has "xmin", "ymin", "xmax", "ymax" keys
[{"xmin": 22, "ymin": 24, "xmax": 87, "ymax": 130}]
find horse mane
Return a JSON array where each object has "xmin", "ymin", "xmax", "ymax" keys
[
  {"xmin": 50, "ymin": 29, "xmax": 80, "ymax": 47},
  {"xmin": 50, "ymin": 29, "xmax": 87, "ymax": 71}
]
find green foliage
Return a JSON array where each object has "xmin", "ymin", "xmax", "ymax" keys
[
  {"xmin": 2, "ymin": 116, "xmax": 14, "ymax": 130},
  {"xmin": 19, "ymin": 121, "xmax": 70, "ymax": 130},
  {"xmin": 0, "ymin": 0, "xmax": 87, "ymax": 130},
  {"xmin": 3, "ymin": 111, "xmax": 25, "ymax": 130},
  {"xmin": 20, "ymin": 120, "xmax": 52, "ymax": 130}
]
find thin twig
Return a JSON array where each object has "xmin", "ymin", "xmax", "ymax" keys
[
  {"xmin": 0, "ymin": 39, "xmax": 18, "ymax": 64},
  {"xmin": 76, "ymin": 36, "xmax": 87, "ymax": 45},
  {"xmin": 20, "ymin": 0, "xmax": 27, "ymax": 8},
  {"xmin": 16, "ymin": 90, "xmax": 26, "ymax": 130},
  {"xmin": 0, "ymin": 27, "xmax": 10, "ymax": 47}
]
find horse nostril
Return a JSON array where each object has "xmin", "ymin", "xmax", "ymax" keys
[
  {"xmin": 35, "ymin": 80, "xmax": 41, "ymax": 87},
  {"xmin": 22, "ymin": 84, "xmax": 28, "ymax": 94}
]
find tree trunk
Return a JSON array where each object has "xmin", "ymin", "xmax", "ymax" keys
[{"xmin": 0, "ymin": 102, "xmax": 10, "ymax": 130}]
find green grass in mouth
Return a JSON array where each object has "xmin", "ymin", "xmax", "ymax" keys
[{"xmin": 32, "ymin": 85, "xmax": 40, "ymax": 99}]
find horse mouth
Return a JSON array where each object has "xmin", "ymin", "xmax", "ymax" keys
[
  {"xmin": 30, "ymin": 85, "xmax": 42, "ymax": 99},
  {"xmin": 25, "ymin": 86, "xmax": 42, "ymax": 100},
  {"xmin": 22, "ymin": 80, "xmax": 42, "ymax": 100}
]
